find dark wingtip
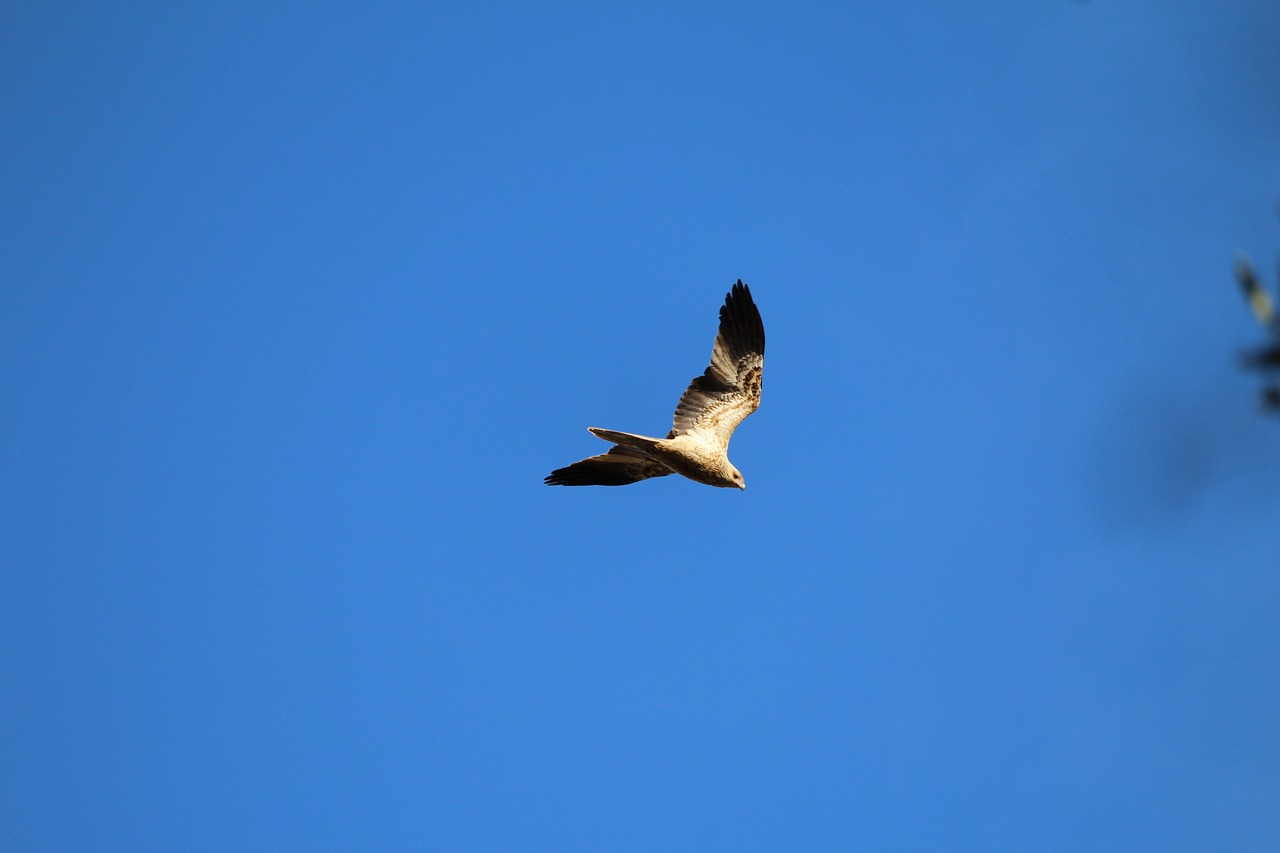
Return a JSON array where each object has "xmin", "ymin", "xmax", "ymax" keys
[
  {"xmin": 544, "ymin": 462, "xmax": 645, "ymax": 487},
  {"xmin": 720, "ymin": 278, "xmax": 765, "ymax": 356},
  {"xmin": 544, "ymin": 470, "xmax": 581, "ymax": 486},
  {"xmin": 544, "ymin": 466, "xmax": 581, "ymax": 486}
]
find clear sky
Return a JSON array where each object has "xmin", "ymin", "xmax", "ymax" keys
[{"xmin": 4, "ymin": 1, "xmax": 1280, "ymax": 850}]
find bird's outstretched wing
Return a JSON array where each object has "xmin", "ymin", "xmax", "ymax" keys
[
  {"xmin": 544, "ymin": 445, "xmax": 672, "ymax": 487},
  {"xmin": 670, "ymin": 280, "xmax": 765, "ymax": 448}
]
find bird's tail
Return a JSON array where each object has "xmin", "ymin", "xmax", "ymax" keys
[{"xmin": 588, "ymin": 427, "xmax": 663, "ymax": 452}]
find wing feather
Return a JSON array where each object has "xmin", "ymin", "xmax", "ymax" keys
[
  {"xmin": 670, "ymin": 280, "xmax": 765, "ymax": 447},
  {"xmin": 544, "ymin": 445, "xmax": 672, "ymax": 486}
]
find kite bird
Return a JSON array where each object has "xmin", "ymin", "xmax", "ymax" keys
[{"xmin": 545, "ymin": 280, "xmax": 765, "ymax": 489}]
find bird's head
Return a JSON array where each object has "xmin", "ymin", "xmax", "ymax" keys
[{"xmin": 731, "ymin": 467, "xmax": 745, "ymax": 490}]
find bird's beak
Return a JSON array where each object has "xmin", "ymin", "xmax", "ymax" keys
[{"xmin": 738, "ymin": 482, "xmax": 746, "ymax": 491}]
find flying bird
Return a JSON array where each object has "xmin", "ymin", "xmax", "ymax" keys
[{"xmin": 545, "ymin": 280, "xmax": 765, "ymax": 489}]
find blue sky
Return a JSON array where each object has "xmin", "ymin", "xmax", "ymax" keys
[{"xmin": 4, "ymin": 1, "xmax": 1280, "ymax": 850}]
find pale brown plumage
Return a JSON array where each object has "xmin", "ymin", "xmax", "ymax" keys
[{"xmin": 545, "ymin": 280, "xmax": 765, "ymax": 489}]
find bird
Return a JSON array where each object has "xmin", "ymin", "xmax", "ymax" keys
[{"xmin": 545, "ymin": 280, "xmax": 765, "ymax": 489}]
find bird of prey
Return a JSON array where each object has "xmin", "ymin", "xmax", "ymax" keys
[{"xmin": 545, "ymin": 280, "xmax": 765, "ymax": 489}]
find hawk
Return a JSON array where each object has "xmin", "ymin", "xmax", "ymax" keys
[{"xmin": 545, "ymin": 280, "xmax": 765, "ymax": 489}]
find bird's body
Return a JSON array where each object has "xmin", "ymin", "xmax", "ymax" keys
[
  {"xmin": 545, "ymin": 281, "xmax": 765, "ymax": 489},
  {"xmin": 586, "ymin": 428, "xmax": 741, "ymax": 488}
]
